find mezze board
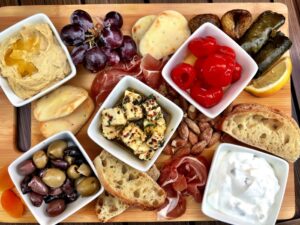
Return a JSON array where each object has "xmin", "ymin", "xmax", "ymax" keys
[{"xmin": 0, "ymin": 3, "xmax": 295, "ymax": 223}]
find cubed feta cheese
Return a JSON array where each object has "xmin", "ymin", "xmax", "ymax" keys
[
  {"xmin": 123, "ymin": 90, "xmax": 142, "ymax": 105},
  {"xmin": 101, "ymin": 107, "xmax": 127, "ymax": 126},
  {"xmin": 121, "ymin": 123, "xmax": 146, "ymax": 152},
  {"xmin": 138, "ymin": 149, "xmax": 155, "ymax": 161},
  {"xmin": 102, "ymin": 125, "xmax": 121, "ymax": 140},
  {"xmin": 123, "ymin": 103, "xmax": 143, "ymax": 121},
  {"xmin": 146, "ymin": 131, "xmax": 165, "ymax": 150}
]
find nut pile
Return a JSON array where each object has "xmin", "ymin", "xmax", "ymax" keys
[
  {"xmin": 162, "ymin": 97, "xmax": 221, "ymax": 158},
  {"xmin": 17, "ymin": 140, "xmax": 101, "ymax": 217}
]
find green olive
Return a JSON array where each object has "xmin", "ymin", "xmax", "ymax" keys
[
  {"xmin": 74, "ymin": 176, "xmax": 85, "ymax": 187},
  {"xmin": 67, "ymin": 165, "xmax": 81, "ymax": 179},
  {"xmin": 47, "ymin": 140, "xmax": 68, "ymax": 159},
  {"xmin": 64, "ymin": 155, "xmax": 75, "ymax": 165},
  {"xmin": 77, "ymin": 163, "xmax": 92, "ymax": 177},
  {"xmin": 42, "ymin": 168, "xmax": 66, "ymax": 188},
  {"xmin": 76, "ymin": 177, "xmax": 100, "ymax": 196},
  {"xmin": 33, "ymin": 150, "xmax": 48, "ymax": 169}
]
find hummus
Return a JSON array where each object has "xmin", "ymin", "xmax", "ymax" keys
[{"xmin": 0, "ymin": 23, "xmax": 71, "ymax": 99}]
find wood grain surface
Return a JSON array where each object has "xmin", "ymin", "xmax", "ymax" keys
[{"xmin": 0, "ymin": 2, "xmax": 295, "ymax": 224}]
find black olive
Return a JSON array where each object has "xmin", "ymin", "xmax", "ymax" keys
[
  {"xmin": 65, "ymin": 190, "xmax": 79, "ymax": 203},
  {"xmin": 20, "ymin": 176, "xmax": 32, "ymax": 194},
  {"xmin": 49, "ymin": 187, "xmax": 63, "ymax": 196},
  {"xmin": 28, "ymin": 176, "xmax": 49, "ymax": 196},
  {"xmin": 64, "ymin": 146, "xmax": 82, "ymax": 158},
  {"xmin": 46, "ymin": 199, "xmax": 66, "ymax": 217},
  {"xmin": 62, "ymin": 178, "xmax": 74, "ymax": 195},
  {"xmin": 44, "ymin": 193, "xmax": 65, "ymax": 203},
  {"xmin": 74, "ymin": 157, "xmax": 87, "ymax": 166},
  {"xmin": 51, "ymin": 159, "xmax": 68, "ymax": 170},
  {"xmin": 29, "ymin": 192, "xmax": 43, "ymax": 207}
]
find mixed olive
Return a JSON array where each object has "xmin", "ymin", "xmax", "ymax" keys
[{"xmin": 17, "ymin": 140, "xmax": 101, "ymax": 217}]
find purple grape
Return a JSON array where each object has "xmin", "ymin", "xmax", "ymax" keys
[
  {"xmin": 101, "ymin": 47, "xmax": 120, "ymax": 66},
  {"xmin": 71, "ymin": 44, "xmax": 89, "ymax": 65},
  {"xmin": 101, "ymin": 26, "xmax": 123, "ymax": 49},
  {"xmin": 83, "ymin": 47, "xmax": 107, "ymax": 73},
  {"xmin": 104, "ymin": 11, "xmax": 123, "ymax": 28},
  {"xmin": 119, "ymin": 35, "xmax": 137, "ymax": 62},
  {"xmin": 61, "ymin": 24, "xmax": 85, "ymax": 46},
  {"xmin": 71, "ymin": 9, "xmax": 94, "ymax": 32}
]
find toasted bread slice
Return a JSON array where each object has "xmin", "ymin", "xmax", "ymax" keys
[
  {"xmin": 221, "ymin": 103, "xmax": 300, "ymax": 162},
  {"xmin": 93, "ymin": 151, "xmax": 166, "ymax": 210},
  {"xmin": 95, "ymin": 164, "xmax": 161, "ymax": 222},
  {"xmin": 95, "ymin": 191, "xmax": 129, "ymax": 222}
]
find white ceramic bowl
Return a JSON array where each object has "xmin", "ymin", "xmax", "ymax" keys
[
  {"xmin": 162, "ymin": 23, "xmax": 258, "ymax": 118},
  {"xmin": 8, "ymin": 131, "xmax": 103, "ymax": 225},
  {"xmin": 88, "ymin": 76, "xmax": 183, "ymax": 172},
  {"xmin": 0, "ymin": 13, "xmax": 76, "ymax": 107},
  {"xmin": 202, "ymin": 143, "xmax": 289, "ymax": 225}
]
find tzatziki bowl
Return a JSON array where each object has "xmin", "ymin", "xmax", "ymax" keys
[{"xmin": 202, "ymin": 143, "xmax": 289, "ymax": 225}]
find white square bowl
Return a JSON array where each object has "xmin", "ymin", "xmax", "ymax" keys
[
  {"xmin": 162, "ymin": 23, "xmax": 258, "ymax": 118},
  {"xmin": 0, "ymin": 13, "xmax": 76, "ymax": 107},
  {"xmin": 202, "ymin": 143, "xmax": 289, "ymax": 225},
  {"xmin": 8, "ymin": 131, "xmax": 104, "ymax": 225},
  {"xmin": 88, "ymin": 76, "xmax": 183, "ymax": 172}
]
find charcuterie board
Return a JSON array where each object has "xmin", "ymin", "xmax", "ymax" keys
[{"xmin": 0, "ymin": 3, "xmax": 295, "ymax": 223}]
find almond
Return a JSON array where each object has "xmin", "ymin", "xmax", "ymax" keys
[
  {"xmin": 178, "ymin": 121, "xmax": 189, "ymax": 140},
  {"xmin": 198, "ymin": 122, "xmax": 211, "ymax": 132},
  {"xmin": 188, "ymin": 131, "xmax": 198, "ymax": 145},
  {"xmin": 197, "ymin": 113, "xmax": 212, "ymax": 123},
  {"xmin": 163, "ymin": 144, "xmax": 174, "ymax": 155},
  {"xmin": 171, "ymin": 138, "xmax": 187, "ymax": 148},
  {"xmin": 187, "ymin": 105, "xmax": 198, "ymax": 120},
  {"xmin": 191, "ymin": 140, "xmax": 207, "ymax": 155},
  {"xmin": 184, "ymin": 117, "xmax": 200, "ymax": 134},
  {"xmin": 208, "ymin": 132, "xmax": 221, "ymax": 147},
  {"xmin": 199, "ymin": 127, "xmax": 213, "ymax": 143},
  {"xmin": 179, "ymin": 96, "xmax": 189, "ymax": 111},
  {"xmin": 173, "ymin": 146, "xmax": 190, "ymax": 159}
]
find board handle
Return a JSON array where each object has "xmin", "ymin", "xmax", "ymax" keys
[{"xmin": 16, "ymin": 104, "xmax": 31, "ymax": 152}]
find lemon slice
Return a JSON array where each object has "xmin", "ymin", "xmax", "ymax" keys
[{"xmin": 245, "ymin": 57, "xmax": 292, "ymax": 97}]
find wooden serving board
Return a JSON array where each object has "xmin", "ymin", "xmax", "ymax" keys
[{"xmin": 0, "ymin": 3, "xmax": 295, "ymax": 223}]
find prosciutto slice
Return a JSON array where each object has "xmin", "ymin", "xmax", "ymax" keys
[
  {"xmin": 91, "ymin": 54, "xmax": 166, "ymax": 105},
  {"xmin": 157, "ymin": 156, "xmax": 208, "ymax": 219}
]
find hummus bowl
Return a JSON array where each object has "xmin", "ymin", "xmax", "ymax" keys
[{"xmin": 0, "ymin": 13, "xmax": 76, "ymax": 107}]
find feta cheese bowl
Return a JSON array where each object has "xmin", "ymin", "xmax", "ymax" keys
[
  {"xmin": 202, "ymin": 143, "xmax": 289, "ymax": 225},
  {"xmin": 87, "ymin": 76, "xmax": 183, "ymax": 172}
]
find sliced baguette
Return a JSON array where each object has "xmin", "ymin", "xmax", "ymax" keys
[
  {"xmin": 221, "ymin": 103, "xmax": 300, "ymax": 162},
  {"xmin": 95, "ymin": 164, "xmax": 161, "ymax": 222},
  {"xmin": 93, "ymin": 151, "xmax": 166, "ymax": 210},
  {"xmin": 95, "ymin": 191, "xmax": 129, "ymax": 222}
]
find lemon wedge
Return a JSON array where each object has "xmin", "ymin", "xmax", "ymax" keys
[{"xmin": 245, "ymin": 57, "xmax": 292, "ymax": 97}]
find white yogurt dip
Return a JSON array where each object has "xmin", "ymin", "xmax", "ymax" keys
[{"xmin": 207, "ymin": 151, "xmax": 280, "ymax": 224}]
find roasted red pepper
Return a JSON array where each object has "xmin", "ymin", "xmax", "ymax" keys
[
  {"xmin": 190, "ymin": 83, "xmax": 223, "ymax": 108},
  {"xmin": 171, "ymin": 63, "xmax": 196, "ymax": 90}
]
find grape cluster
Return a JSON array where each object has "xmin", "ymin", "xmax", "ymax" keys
[{"xmin": 61, "ymin": 10, "xmax": 137, "ymax": 73}]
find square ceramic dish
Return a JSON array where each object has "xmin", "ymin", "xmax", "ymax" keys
[
  {"xmin": 162, "ymin": 22, "xmax": 258, "ymax": 118},
  {"xmin": 202, "ymin": 143, "xmax": 289, "ymax": 225},
  {"xmin": 0, "ymin": 13, "xmax": 76, "ymax": 107},
  {"xmin": 88, "ymin": 76, "xmax": 183, "ymax": 172},
  {"xmin": 8, "ymin": 131, "xmax": 103, "ymax": 225}
]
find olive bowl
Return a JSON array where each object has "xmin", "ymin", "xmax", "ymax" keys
[{"xmin": 8, "ymin": 131, "xmax": 104, "ymax": 225}]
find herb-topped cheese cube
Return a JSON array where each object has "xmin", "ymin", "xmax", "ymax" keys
[
  {"xmin": 123, "ymin": 103, "xmax": 143, "ymax": 121},
  {"xmin": 142, "ymin": 96, "xmax": 163, "ymax": 123},
  {"xmin": 101, "ymin": 107, "xmax": 127, "ymax": 126},
  {"xmin": 138, "ymin": 149, "xmax": 155, "ymax": 161},
  {"xmin": 121, "ymin": 123, "xmax": 146, "ymax": 152},
  {"xmin": 122, "ymin": 90, "xmax": 143, "ymax": 105},
  {"xmin": 146, "ymin": 130, "xmax": 165, "ymax": 150},
  {"xmin": 102, "ymin": 125, "xmax": 121, "ymax": 140}
]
